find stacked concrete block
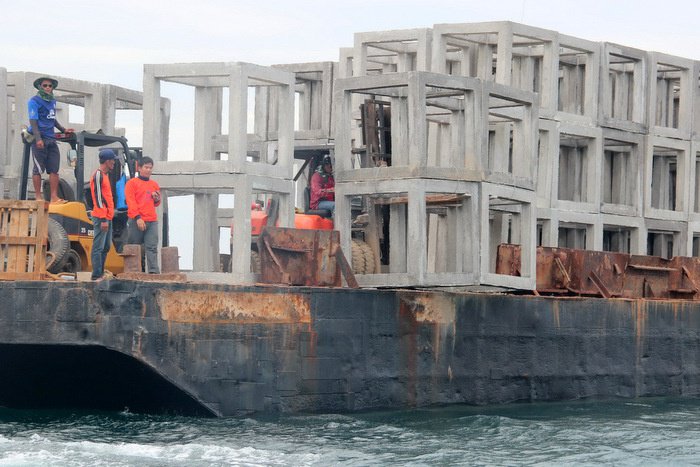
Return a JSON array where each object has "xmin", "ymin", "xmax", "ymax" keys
[
  {"xmin": 647, "ymin": 53, "xmax": 697, "ymax": 139},
  {"xmin": 645, "ymin": 136, "xmax": 690, "ymax": 221},
  {"xmin": 555, "ymin": 34, "xmax": 601, "ymax": 124},
  {"xmin": 600, "ymin": 43, "xmax": 647, "ymax": 133},
  {"xmin": 602, "ymin": 214, "xmax": 645, "ymax": 255},
  {"xmin": 0, "ymin": 68, "xmax": 6, "ymax": 195},
  {"xmin": 600, "ymin": 129, "xmax": 644, "ymax": 218},
  {"xmin": 353, "ymin": 29, "xmax": 433, "ymax": 76},
  {"xmin": 483, "ymin": 81, "xmax": 539, "ymax": 189},
  {"xmin": 143, "ymin": 62, "xmax": 296, "ymax": 279},
  {"xmin": 334, "ymin": 70, "xmax": 537, "ymax": 288},
  {"xmin": 432, "ymin": 22, "xmax": 559, "ymax": 113},
  {"xmin": 554, "ymin": 123, "xmax": 602, "ymax": 214},
  {"xmin": 272, "ymin": 61, "xmax": 336, "ymax": 142}
]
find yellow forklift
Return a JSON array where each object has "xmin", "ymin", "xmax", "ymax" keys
[{"xmin": 20, "ymin": 131, "xmax": 140, "ymax": 274}]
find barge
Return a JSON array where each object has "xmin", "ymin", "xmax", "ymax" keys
[{"xmin": 1, "ymin": 277, "xmax": 700, "ymax": 416}]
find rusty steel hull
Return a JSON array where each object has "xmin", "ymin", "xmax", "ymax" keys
[{"xmin": 1, "ymin": 280, "xmax": 700, "ymax": 416}]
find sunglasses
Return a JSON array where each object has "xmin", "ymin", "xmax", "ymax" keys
[{"xmin": 41, "ymin": 83, "xmax": 54, "ymax": 88}]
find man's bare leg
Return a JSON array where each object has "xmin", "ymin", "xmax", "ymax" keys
[
  {"xmin": 32, "ymin": 174, "xmax": 42, "ymax": 201},
  {"xmin": 49, "ymin": 173, "xmax": 60, "ymax": 202}
]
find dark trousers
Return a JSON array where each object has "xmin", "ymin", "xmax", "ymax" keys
[{"xmin": 127, "ymin": 220, "xmax": 160, "ymax": 273}]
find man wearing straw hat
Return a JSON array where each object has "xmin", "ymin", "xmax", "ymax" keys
[{"xmin": 26, "ymin": 76, "xmax": 72, "ymax": 204}]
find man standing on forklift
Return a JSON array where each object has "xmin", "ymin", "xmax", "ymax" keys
[
  {"xmin": 89, "ymin": 149, "xmax": 117, "ymax": 280},
  {"xmin": 125, "ymin": 157, "xmax": 161, "ymax": 274},
  {"xmin": 26, "ymin": 76, "xmax": 72, "ymax": 204}
]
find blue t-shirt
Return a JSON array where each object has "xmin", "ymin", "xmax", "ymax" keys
[{"xmin": 27, "ymin": 95, "xmax": 57, "ymax": 139}]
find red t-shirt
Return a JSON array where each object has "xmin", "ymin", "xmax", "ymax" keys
[
  {"xmin": 125, "ymin": 177, "xmax": 161, "ymax": 222},
  {"xmin": 310, "ymin": 172, "xmax": 334, "ymax": 209}
]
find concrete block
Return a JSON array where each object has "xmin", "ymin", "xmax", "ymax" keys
[
  {"xmin": 645, "ymin": 218, "xmax": 688, "ymax": 257},
  {"xmin": 0, "ymin": 67, "xmax": 6, "ymax": 178},
  {"xmin": 353, "ymin": 28, "xmax": 433, "ymax": 77},
  {"xmin": 273, "ymin": 62, "xmax": 335, "ymax": 141},
  {"xmin": 600, "ymin": 42, "xmax": 648, "ymax": 132},
  {"xmin": 647, "ymin": 52, "xmax": 697, "ymax": 140},
  {"xmin": 336, "ymin": 178, "xmax": 480, "ymax": 287},
  {"xmin": 644, "ymin": 135, "xmax": 691, "ymax": 222},
  {"xmin": 601, "ymin": 128, "xmax": 645, "ymax": 217},
  {"xmin": 480, "ymin": 183, "xmax": 536, "ymax": 289},
  {"xmin": 554, "ymin": 122, "xmax": 603, "ymax": 214},
  {"xmin": 143, "ymin": 62, "xmax": 295, "ymax": 179},
  {"xmin": 432, "ymin": 22, "xmax": 558, "ymax": 112},
  {"xmin": 555, "ymin": 34, "xmax": 601, "ymax": 123},
  {"xmin": 335, "ymin": 71, "xmax": 497, "ymax": 178},
  {"xmin": 601, "ymin": 213, "xmax": 646, "ymax": 255}
]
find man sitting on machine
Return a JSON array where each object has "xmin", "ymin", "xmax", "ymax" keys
[{"xmin": 309, "ymin": 154, "xmax": 335, "ymax": 217}]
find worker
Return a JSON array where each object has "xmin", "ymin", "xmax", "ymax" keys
[
  {"xmin": 125, "ymin": 156, "xmax": 162, "ymax": 274},
  {"xmin": 26, "ymin": 76, "xmax": 72, "ymax": 204},
  {"xmin": 310, "ymin": 154, "xmax": 335, "ymax": 216},
  {"xmin": 89, "ymin": 149, "xmax": 117, "ymax": 281}
]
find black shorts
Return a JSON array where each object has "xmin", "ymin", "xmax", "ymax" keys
[{"xmin": 31, "ymin": 139, "xmax": 60, "ymax": 175}]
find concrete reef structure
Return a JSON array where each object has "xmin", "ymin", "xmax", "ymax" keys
[{"xmin": 4, "ymin": 21, "xmax": 700, "ymax": 289}]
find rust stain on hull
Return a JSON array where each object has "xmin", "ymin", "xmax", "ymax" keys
[
  {"xmin": 399, "ymin": 292, "xmax": 456, "ymax": 324},
  {"xmin": 158, "ymin": 290, "xmax": 311, "ymax": 324}
]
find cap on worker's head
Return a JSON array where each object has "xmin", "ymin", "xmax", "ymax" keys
[
  {"xmin": 33, "ymin": 76, "xmax": 59, "ymax": 91},
  {"xmin": 322, "ymin": 154, "xmax": 332, "ymax": 165},
  {"xmin": 99, "ymin": 148, "xmax": 117, "ymax": 162}
]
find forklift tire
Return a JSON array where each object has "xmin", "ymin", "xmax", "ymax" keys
[
  {"xmin": 250, "ymin": 250, "xmax": 261, "ymax": 274},
  {"xmin": 41, "ymin": 178, "xmax": 75, "ymax": 201},
  {"xmin": 351, "ymin": 240, "xmax": 366, "ymax": 274},
  {"xmin": 46, "ymin": 218, "xmax": 70, "ymax": 273},
  {"xmin": 42, "ymin": 178, "xmax": 76, "ymax": 202},
  {"xmin": 358, "ymin": 240, "xmax": 376, "ymax": 274},
  {"xmin": 58, "ymin": 249, "xmax": 81, "ymax": 273}
]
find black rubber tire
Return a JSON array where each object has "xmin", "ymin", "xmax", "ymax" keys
[
  {"xmin": 46, "ymin": 218, "xmax": 70, "ymax": 273},
  {"xmin": 58, "ymin": 249, "xmax": 81, "ymax": 273},
  {"xmin": 42, "ymin": 178, "xmax": 76, "ymax": 202}
]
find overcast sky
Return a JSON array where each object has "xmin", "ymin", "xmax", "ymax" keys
[
  {"xmin": 3, "ymin": 0, "xmax": 699, "ymax": 86},
  {"xmin": 3, "ymin": 0, "xmax": 700, "ymax": 268}
]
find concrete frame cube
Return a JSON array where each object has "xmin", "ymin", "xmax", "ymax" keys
[
  {"xmin": 480, "ymin": 182, "xmax": 536, "ymax": 289},
  {"xmin": 335, "ymin": 178, "xmax": 480, "ymax": 287},
  {"xmin": 554, "ymin": 122, "xmax": 602, "ymax": 214},
  {"xmin": 601, "ymin": 128, "xmax": 645, "ymax": 218},
  {"xmin": 644, "ymin": 135, "xmax": 691, "ymax": 221},
  {"xmin": 646, "ymin": 52, "xmax": 697, "ymax": 140},
  {"xmin": 334, "ymin": 72, "xmax": 485, "ymax": 179},
  {"xmin": 273, "ymin": 62, "xmax": 335, "ymax": 141},
  {"xmin": 600, "ymin": 43, "xmax": 648, "ymax": 132},
  {"xmin": 155, "ymin": 161, "xmax": 295, "ymax": 279},
  {"xmin": 353, "ymin": 28, "xmax": 433, "ymax": 77},
  {"xmin": 432, "ymin": 22, "xmax": 559, "ymax": 112},
  {"xmin": 143, "ymin": 62, "xmax": 295, "ymax": 179}
]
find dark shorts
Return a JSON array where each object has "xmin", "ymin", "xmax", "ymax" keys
[{"xmin": 31, "ymin": 139, "xmax": 60, "ymax": 175}]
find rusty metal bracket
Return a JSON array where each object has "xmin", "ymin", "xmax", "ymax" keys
[
  {"xmin": 588, "ymin": 271, "xmax": 612, "ymax": 298},
  {"xmin": 331, "ymin": 243, "xmax": 359, "ymax": 289},
  {"xmin": 262, "ymin": 235, "xmax": 291, "ymax": 284},
  {"xmin": 554, "ymin": 257, "xmax": 571, "ymax": 287},
  {"xmin": 681, "ymin": 266, "xmax": 700, "ymax": 293}
]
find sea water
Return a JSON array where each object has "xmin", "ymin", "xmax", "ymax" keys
[{"xmin": 1, "ymin": 398, "xmax": 700, "ymax": 466}]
